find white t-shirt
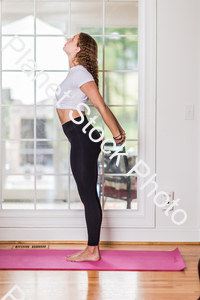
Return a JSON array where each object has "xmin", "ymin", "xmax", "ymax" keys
[{"xmin": 55, "ymin": 65, "xmax": 95, "ymax": 111}]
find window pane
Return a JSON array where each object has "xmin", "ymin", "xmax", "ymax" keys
[
  {"xmin": 103, "ymin": 140, "xmax": 138, "ymax": 175},
  {"xmin": 105, "ymin": 71, "xmax": 138, "ymax": 105},
  {"xmin": 2, "ymin": 140, "xmax": 34, "ymax": 174},
  {"xmin": 101, "ymin": 174, "xmax": 137, "ymax": 210},
  {"xmin": 105, "ymin": 36, "xmax": 138, "ymax": 70},
  {"xmin": 105, "ymin": 1, "xmax": 138, "ymax": 35},
  {"xmin": 36, "ymin": 106, "xmax": 64, "ymax": 139},
  {"xmin": 70, "ymin": 0, "xmax": 103, "ymax": 35},
  {"xmin": 2, "ymin": 175, "xmax": 34, "ymax": 209},
  {"xmin": 36, "ymin": 141, "xmax": 69, "ymax": 174},
  {"xmin": 1, "ymin": 106, "xmax": 34, "ymax": 139},
  {"xmin": 2, "ymin": 1, "xmax": 34, "ymax": 34},
  {"xmin": 36, "ymin": 37, "xmax": 69, "ymax": 71},
  {"xmin": 36, "ymin": 1, "xmax": 68, "ymax": 35},
  {"xmin": 84, "ymin": 106, "xmax": 103, "ymax": 129},
  {"xmin": 104, "ymin": 106, "xmax": 138, "ymax": 140},
  {"xmin": 36, "ymin": 175, "xmax": 68, "ymax": 209},
  {"xmin": 2, "ymin": 37, "xmax": 34, "ymax": 70},
  {"xmin": 2, "ymin": 72, "xmax": 34, "ymax": 105}
]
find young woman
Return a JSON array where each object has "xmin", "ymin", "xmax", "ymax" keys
[{"xmin": 55, "ymin": 32, "xmax": 126, "ymax": 262}]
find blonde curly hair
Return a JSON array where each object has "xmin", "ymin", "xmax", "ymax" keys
[{"xmin": 72, "ymin": 32, "xmax": 99, "ymax": 90}]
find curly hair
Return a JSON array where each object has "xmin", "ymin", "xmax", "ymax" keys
[{"xmin": 72, "ymin": 32, "xmax": 99, "ymax": 90}]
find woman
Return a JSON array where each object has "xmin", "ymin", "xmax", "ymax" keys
[{"xmin": 55, "ymin": 32, "xmax": 126, "ymax": 262}]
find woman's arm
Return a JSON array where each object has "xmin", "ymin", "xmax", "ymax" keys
[
  {"xmin": 101, "ymin": 106, "xmax": 126, "ymax": 143},
  {"xmin": 80, "ymin": 81, "xmax": 126, "ymax": 145},
  {"xmin": 106, "ymin": 106, "xmax": 126, "ymax": 139}
]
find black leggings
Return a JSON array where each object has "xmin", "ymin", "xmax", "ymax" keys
[{"xmin": 62, "ymin": 114, "xmax": 102, "ymax": 246}]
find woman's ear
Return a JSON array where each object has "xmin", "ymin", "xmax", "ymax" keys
[{"xmin": 75, "ymin": 46, "xmax": 81, "ymax": 54}]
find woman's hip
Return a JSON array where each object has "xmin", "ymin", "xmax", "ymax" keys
[{"xmin": 62, "ymin": 115, "xmax": 102, "ymax": 145}]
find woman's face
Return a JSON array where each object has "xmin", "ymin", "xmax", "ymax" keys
[{"xmin": 63, "ymin": 33, "xmax": 80, "ymax": 55}]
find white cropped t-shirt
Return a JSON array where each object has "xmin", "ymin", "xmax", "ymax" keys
[{"xmin": 55, "ymin": 65, "xmax": 95, "ymax": 111}]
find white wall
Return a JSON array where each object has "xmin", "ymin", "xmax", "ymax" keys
[{"xmin": 156, "ymin": 0, "xmax": 200, "ymax": 233}]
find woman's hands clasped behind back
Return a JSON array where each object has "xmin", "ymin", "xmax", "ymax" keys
[{"xmin": 113, "ymin": 129, "xmax": 126, "ymax": 146}]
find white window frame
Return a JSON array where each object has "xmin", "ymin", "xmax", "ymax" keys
[{"xmin": 0, "ymin": 0, "xmax": 156, "ymax": 241}]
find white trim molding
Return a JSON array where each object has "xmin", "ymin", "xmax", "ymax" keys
[{"xmin": 0, "ymin": 227, "xmax": 199, "ymax": 243}]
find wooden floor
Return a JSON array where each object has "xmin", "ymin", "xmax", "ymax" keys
[{"xmin": 0, "ymin": 243, "xmax": 199, "ymax": 300}]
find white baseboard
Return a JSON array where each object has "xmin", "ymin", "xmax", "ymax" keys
[{"xmin": 0, "ymin": 227, "xmax": 199, "ymax": 242}]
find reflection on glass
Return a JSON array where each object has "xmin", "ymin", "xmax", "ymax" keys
[
  {"xmin": 2, "ymin": 175, "xmax": 34, "ymax": 209},
  {"xmin": 1, "ymin": 106, "xmax": 34, "ymax": 139},
  {"xmin": 36, "ymin": 175, "xmax": 68, "ymax": 209},
  {"xmin": 36, "ymin": 1, "xmax": 68, "ymax": 35},
  {"xmin": 105, "ymin": 72, "xmax": 138, "ymax": 105},
  {"xmin": 104, "ymin": 106, "xmax": 138, "ymax": 140},
  {"xmin": 2, "ymin": 72, "xmax": 34, "ymax": 105},
  {"xmin": 105, "ymin": 1, "xmax": 138, "ymax": 35},
  {"xmin": 105, "ymin": 37, "xmax": 138, "ymax": 70},
  {"xmin": 36, "ymin": 106, "xmax": 65, "ymax": 139},
  {"xmin": 100, "ymin": 175, "xmax": 137, "ymax": 210},
  {"xmin": 70, "ymin": 1, "xmax": 103, "ymax": 35},
  {"xmin": 70, "ymin": 175, "xmax": 102, "ymax": 209},
  {"xmin": 36, "ymin": 141, "xmax": 69, "ymax": 174},
  {"xmin": 2, "ymin": 1, "xmax": 34, "ymax": 34}
]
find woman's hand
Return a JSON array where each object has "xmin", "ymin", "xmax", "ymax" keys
[{"xmin": 113, "ymin": 129, "xmax": 126, "ymax": 146}]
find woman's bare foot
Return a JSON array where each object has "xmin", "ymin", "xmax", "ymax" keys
[
  {"xmin": 67, "ymin": 245, "xmax": 100, "ymax": 259},
  {"xmin": 66, "ymin": 245, "xmax": 101, "ymax": 262},
  {"xmin": 66, "ymin": 248, "xmax": 85, "ymax": 259}
]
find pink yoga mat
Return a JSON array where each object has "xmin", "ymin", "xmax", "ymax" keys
[{"xmin": 0, "ymin": 247, "xmax": 186, "ymax": 271}]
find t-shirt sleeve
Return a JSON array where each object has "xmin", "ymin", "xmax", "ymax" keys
[{"xmin": 73, "ymin": 68, "xmax": 95, "ymax": 88}]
